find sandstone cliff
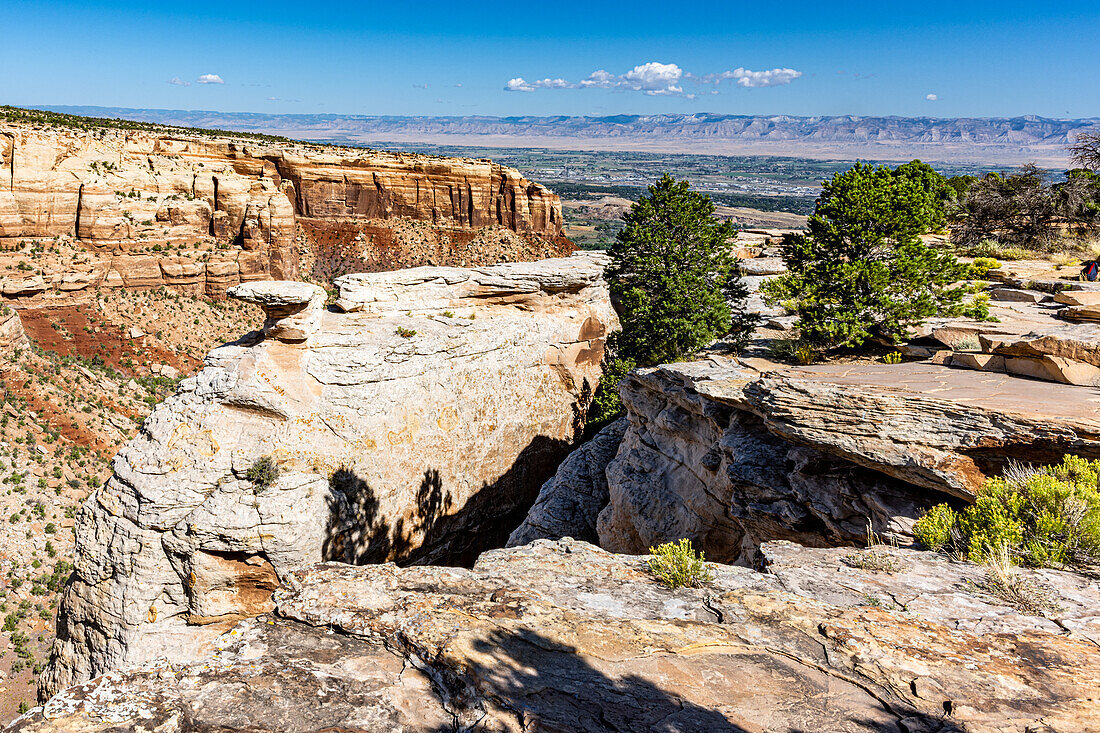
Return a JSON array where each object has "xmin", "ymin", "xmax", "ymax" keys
[
  {"xmin": 516, "ymin": 358, "xmax": 1100, "ymax": 564},
  {"xmin": 0, "ymin": 118, "xmax": 569, "ymax": 304},
  {"xmin": 39, "ymin": 253, "xmax": 615, "ymax": 699},
  {"xmin": 17, "ymin": 539, "xmax": 1100, "ymax": 732}
]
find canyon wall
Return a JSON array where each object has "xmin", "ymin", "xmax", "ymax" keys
[
  {"xmin": 0, "ymin": 123, "xmax": 569, "ymax": 304},
  {"xmin": 39, "ymin": 252, "xmax": 615, "ymax": 699}
]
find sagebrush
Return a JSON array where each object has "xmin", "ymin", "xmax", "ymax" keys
[
  {"xmin": 646, "ymin": 538, "xmax": 715, "ymax": 589},
  {"xmin": 913, "ymin": 455, "xmax": 1100, "ymax": 567}
]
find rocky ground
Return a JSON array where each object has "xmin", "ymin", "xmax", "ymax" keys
[
  {"xmin": 0, "ymin": 291, "xmax": 257, "ymax": 719},
  {"xmin": 10, "ymin": 538, "xmax": 1100, "ymax": 732}
]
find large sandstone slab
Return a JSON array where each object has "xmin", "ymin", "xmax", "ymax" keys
[
  {"xmin": 17, "ymin": 540, "xmax": 1100, "ymax": 733},
  {"xmin": 738, "ymin": 362, "xmax": 1100, "ymax": 498},
  {"xmin": 39, "ymin": 253, "xmax": 617, "ymax": 699},
  {"xmin": 596, "ymin": 360, "xmax": 952, "ymax": 562}
]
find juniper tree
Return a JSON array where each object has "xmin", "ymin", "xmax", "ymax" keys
[{"xmin": 590, "ymin": 175, "xmax": 757, "ymax": 422}]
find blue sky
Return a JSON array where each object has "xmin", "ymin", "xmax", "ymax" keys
[{"xmin": 3, "ymin": 0, "xmax": 1098, "ymax": 118}]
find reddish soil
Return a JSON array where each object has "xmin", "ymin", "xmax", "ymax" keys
[{"xmin": 17, "ymin": 306, "xmax": 201, "ymax": 376}]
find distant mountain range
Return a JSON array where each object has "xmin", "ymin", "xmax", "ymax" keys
[{"xmin": 40, "ymin": 106, "xmax": 1100, "ymax": 165}]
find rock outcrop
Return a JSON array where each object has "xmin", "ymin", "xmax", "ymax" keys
[
  {"xmin": 507, "ymin": 418, "xmax": 627, "ymax": 546},
  {"xmin": 0, "ymin": 121, "xmax": 570, "ymax": 305},
  {"xmin": 517, "ymin": 358, "xmax": 1100, "ymax": 564},
  {"xmin": 17, "ymin": 539, "xmax": 1100, "ymax": 732},
  {"xmin": 0, "ymin": 307, "xmax": 28, "ymax": 355},
  {"xmin": 596, "ymin": 361, "xmax": 954, "ymax": 562},
  {"xmin": 39, "ymin": 253, "xmax": 616, "ymax": 699}
]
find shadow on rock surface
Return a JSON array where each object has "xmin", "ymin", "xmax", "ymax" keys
[
  {"xmin": 418, "ymin": 626, "xmax": 962, "ymax": 733},
  {"xmin": 322, "ymin": 435, "xmax": 572, "ymax": 568}
]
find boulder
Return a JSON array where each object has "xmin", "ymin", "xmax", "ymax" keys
[
  {"xmin": 39, "ymin": 253, "xmax": 617, "ymax": 700},
  {"xmin": 18, "ymin": 540, "xmax": 1100, "ymax": 733},
  {"xmin": 989, "ymin": 287, "xmax": 1048, "ymax": 303},
  {"xmin": 596, "ymin": 361, "xmax": 949, "ymax": 562},
  {"xmin": 1054, "ymin": 290, "xmax": 1100, "ymax": 307}
]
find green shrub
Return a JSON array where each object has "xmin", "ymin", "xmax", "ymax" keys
[
  {"xmin": 767, "ymin": 338, "xmax": 816, "ymax": 365},
  {"xmin": 246, "ymin": 456, "xmax": 280, "ymax": 489},
  {"xmin": 968, "ymin": 257, "xmax": 1001, "ymax": 277},
  {"xmin": 960, "ymin": 239, "xmax": 1005, "ymax": 259},
  {"xmin": 999, "ymin": 247, "xmax": 1030, "ymax": 261},
  {"xmin": 882, "ymin": 351, "xmax": 903, "ymax": 364},
  {"xmin": 913, "ymin": 455, "xmax": 1100, "ymax": 567},
  {"xmin": 913, "ymin": 503, "xmax": 958, "ymax": 550},
  {"xmin": 646, "ymin": 538, "xmax": 715, "ymax": 589}
]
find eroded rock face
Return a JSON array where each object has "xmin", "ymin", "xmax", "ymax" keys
[
  {"xmin": 506, "ymin": 418, "xmax": 627, "ymax": 546},
  {"xmin": 515, "ymin": 358, "xmax": 1100, "ymax": 565},
  {"xmin": 596, "ymin": 361, "xmax": 948, "ymax": 562},
  {"xmin": 0, "ymin": 307, "xmax": 28, "ymax": 355},
  {"xmin": 0, "ymin": 124, "xmax": 570, "ymax": 304},
  {"xmin": 39, "ymin": 253, "xmax": 616, "ymax": 700},
  {"xmin": 17, "ymin": 540, "xmax": 1100, "ymax": 733}
]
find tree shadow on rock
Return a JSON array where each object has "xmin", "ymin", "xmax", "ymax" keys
[
  {"xmin": 418, "ymin": 626, "xmax": 957, "ymax": 733},
  {"xmin": 321, "ymin": 433, "xmax": 573, "ymax": 568},
  {"xmin": 322, "ymin": 466, "xmax": 410, "ymax": 564},
  {"xmin": 410, "ymin": 434, "xmax": 571, "ymax": 567}
]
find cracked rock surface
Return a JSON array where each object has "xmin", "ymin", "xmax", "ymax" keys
[
  {"xmin": 14, "ymin": 539, "xmax": 1100, "ymax": 732},
  {"xmin": 588, "ymin": 358, "xmax": 1100, "ymax": 562},
  {"xmin": 38, "ymin": 253, "xmax": 617, "ymax": 700}
]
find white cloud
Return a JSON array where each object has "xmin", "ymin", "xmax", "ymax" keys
[
  {"xmin": 166, "ymin": 77, "xmax": 191, "ymax": 87},
  {"xmin": 926, "ymin": 93, "xmax": 938, "ymax": 101},
  {"xmin": 579, "ymin": 69, "xmax": 616, "ymax": 89},
  {"xmin": 696, "ymin": 68, "xmax": 802, "ymax": 88},
  {"xmin": 504, "ymin": 77, "xmax": 570, "ymax": 92},
  {"xmin": 505, "ymin": 78, "xmax": 536, "ymax": 92},
  {"xmin": 506, "ymin": 62, "xmax": 799, "ymax": 96},
  {"xmin": 412, "ymin": 83, "xmax": 429, "ymax": 89},
  {"xmin": 621, "ymin": 62, "xmax": 685, "ymax": 95},
  {"xmin": 196, "ymin": 74, "xmax": 225, "ymax": 85}
]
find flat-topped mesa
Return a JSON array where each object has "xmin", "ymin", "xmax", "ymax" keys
[
  {"xmin": 40, "ymin": 251, "xmax": 617, "ymax": 700},
  {"xmin": 228, "ymin": 281, "xmax": 326, "ymax": 342},
  {"xmin": 0, "ymin": 122, "xmax": 571, "ymax": 305}
]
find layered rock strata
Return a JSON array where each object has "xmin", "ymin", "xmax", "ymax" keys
[
  {"xmin": 17, "ymin": 539, "xmax": 1100, "ymax": 733},
  {"xmin": 519, "ymin": 359, "xmax": 1100, "ymax": 563},
  {"xmin": 39, "ymin": 253, "xmax": 616, "ymax": 699},
  {"xmin": 0, "ymin": 123, "xmax": 569, "ymax": 303}
]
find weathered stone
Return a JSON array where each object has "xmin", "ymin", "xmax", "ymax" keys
[
  {"xmin": 737, "ymin": 257, "xmax": 786, "ymax": 275},
  {"xmin": 1060, "ymin": 304, "xmax": 1100, "ymax": 322},
  {"xmin": 1003, "ymin": 355, "xmax": 1100, "ymax": 386},
  {"xmin": 0, "ymin": 308, "xmax": 28, "ymax": 355},
  {"xmin": 989, "ymin": 286, "xmax": 1048, "ymax": 303},
  {"xmin": 507, "ymin": 418, "xmax": 627, "ymax": 546},
  {"xmin": 950, "ymin": 351, "xmax": 1006, "ymax": 372},
  {"xmin": 17, "ymin": 540, "xmax": 1100, "ymax": 733},
  {"xmin": 737, "ymin": 362, "xmax": 1100, "ymax": 498},
  {"xmin": 39, "ymin": 253, "xmax": 617, "ymax": 700},
  {"xmin": 1054, "ymin": 290, "xmax": 1100, "ymax": 307},
  {"xmin": 596, "ymin": 361, "xmax": 952, "ymax": 562},
  {"xmin": 228, "ymin": 280, "xmax": 327, "ymax": 342}
]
